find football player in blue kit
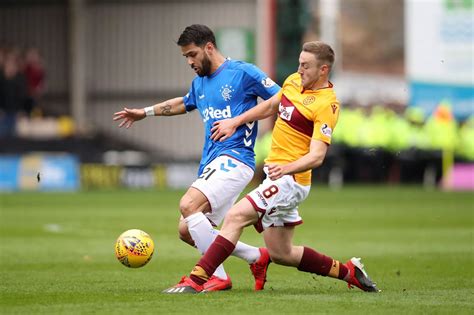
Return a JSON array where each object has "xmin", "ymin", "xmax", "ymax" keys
[{"xmin": 113, "ymin": 24, "xmax": 280, "ymax": 292}]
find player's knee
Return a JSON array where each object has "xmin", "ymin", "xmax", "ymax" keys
[{"xmin": 179, "ymin": 195, "xmax": 198, "ymax": 217}]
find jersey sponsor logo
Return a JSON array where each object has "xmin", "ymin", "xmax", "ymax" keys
[
  {"xmin": 278, "ymin": 103, "xmax": 295, "ymax": 121},
  {"xmin": 280, "ymin": 94, "xmax": 314, "ymax": 137},
  {"xmin": 256, "ymin": 191, "xmax": 268, "ymax": 207},
  {"xmin": 261, "ymin": 77, "xmax": 276, "ymax": 88},
  {"xmin": 220, "ymin": 84, "xmax": 234, "ymax": 101},
  {"xmin": 303, "ymin": 95, "xmax": 315, "ymax": 106},
  {"xmin": 320, "ymin": 123, "xmax": 332, "ymax": 137},
  {"xmin": 202, "ymin": 105, "xmax": 232, "ymax": 122},
  {"xmin": 331, "ymin": 103, "xmax": 338, "ymax": 114}
]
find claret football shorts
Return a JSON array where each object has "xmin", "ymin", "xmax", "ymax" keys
[
  {"xmin": 246, "ymin": 167, "xmax": 311, "ymax": 232},
  {"xmin": 191, "ymin": 155, "xmax": 254, "ymax": 226}
]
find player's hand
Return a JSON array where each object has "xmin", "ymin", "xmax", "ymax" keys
[
  {"xmin": 210, "ymin": 118, "xmax": 238, "ymax": 141},
  {"xmin": 266, "ymin": 164, "xmax": 287, "ymax": 181},
  {"xmin": 113, "ymin": 107, "xmax": 146, "ymax": 129}
]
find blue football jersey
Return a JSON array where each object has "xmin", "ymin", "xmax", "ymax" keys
[{"xmin": 183, "ymin": 59, "xmax": 280, "ymax": 175}]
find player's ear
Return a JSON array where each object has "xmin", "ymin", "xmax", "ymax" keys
[
  {"xmin": 204, "ymin": 42, "xmax": 214, "ymax": 54},
  {"xmin": 321, "ymin": 64, "xmax": 330, "ymax": 75}
]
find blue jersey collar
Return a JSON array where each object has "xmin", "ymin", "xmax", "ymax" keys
[{"xmin": 209, "ymin": 58, "xmax": 230, "ymax": 78}]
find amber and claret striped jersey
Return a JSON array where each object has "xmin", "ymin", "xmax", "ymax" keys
[{"xmin": 265, "ymin": 72, "xmax": 340, "ymax": 185}]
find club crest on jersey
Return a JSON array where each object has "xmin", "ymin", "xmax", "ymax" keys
[
  {"xmin": 320, "ymin": 123, "xmax": 332, "ymax": 137},
  {"xmin": 261, "ymin": 77, "xmax": 276, "ymax": 88},
  {"xmin": 220, "ymin": 84, "xmax": 234, "ymax": 101},
  {"xmin": 303, "ymin": 95, "xmax": 315, "ymax": 106}
]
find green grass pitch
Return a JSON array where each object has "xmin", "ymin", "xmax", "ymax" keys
[{"xmin": 1, "ymin": 186, "xmax": 473, "ymax": 314}]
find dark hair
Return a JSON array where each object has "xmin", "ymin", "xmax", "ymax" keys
[
  {"xmin": 177, "ymin": 24, "xmax": 217, "ymax": 48},
  {"xmin": 302, "ymin": 41, "xmax": 335, "ymax": 70}
]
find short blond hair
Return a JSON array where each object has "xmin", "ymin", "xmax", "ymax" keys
[{"xmin": 302, "ymin": 41, "xmax": 335, "ymax": 70}]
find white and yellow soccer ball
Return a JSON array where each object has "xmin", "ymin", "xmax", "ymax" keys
[{"xmin": 115, "ymin": 229, "xmax": 154, "ymax": 268}]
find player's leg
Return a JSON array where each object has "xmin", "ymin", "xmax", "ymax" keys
[
  {"xmin": 164, "ymin": 164, "xmax": 287, "ymax": 294},
  {"xmin": 178, "ymin": 187, "xmax": 230, "ymax": 285},
  {"xmin": 179, "ymin": 186, "xmax": 210, "ymax": 218},
  {"xmin": 178, "ymin": 216, "xmax": 194, "ymax": 246},
  {"xmin": 178, "ymin": 161, "xmax": 268, "ymax": 291},
  {"xmin": 263, "ymin": 225, "xmax": 343, "ymax": 274},
  {"xmin": 263, "ymin": 225, "xmax": 379, "ymax": 292},
  {"xmin": 189, "ymin": 197, "xmax": 259, "ymax": 286},
  {"xmin": 260, "ymin": 211, "xmax": 379, "ymax": 292},
  {"xmin": 186, "ymin": 157, "xmax": 268, "ymax": 269},
  {"xmin": 182, "ymin": 200, "xmax": 269, "ymax": 291},
  {"xmin": 162, "ymin": 197, "xmax": 259, "ymax": 294},
  {"xmin": 178, "ymin": 188, "xmax": 214, "ymax": 255},
  {"xmin": 248, "ymin": 172, "xmax": 357, "ymax": 288},
  {"xmin": 180, "ymin": 211, "xmax": 262, "ymax": 264},
  {"xmin": 263, "ymin": 225, "xmax": 345, "ymax": 276},
  {"xmin": 262, "ymin": 226, "xmax": 304, "ymax": 266}
]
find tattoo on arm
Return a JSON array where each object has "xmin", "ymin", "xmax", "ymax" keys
[{"xmin": 160, "ymin": 102, "xmax": 172, "ymax": 116}]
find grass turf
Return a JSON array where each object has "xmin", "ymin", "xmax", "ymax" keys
[{"xmin": 0, "ymin": 186, "xmax": 473, "ymax": 314}]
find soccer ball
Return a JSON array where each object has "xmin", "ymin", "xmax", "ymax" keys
[{"xmin": 115, "ymin": 229, "xmax": 154, "ymax": 268}]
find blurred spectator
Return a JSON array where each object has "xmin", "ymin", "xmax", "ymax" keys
[
  {"xmin": 424, "ymin": 101, "xmax": 458, "ymax": 152},
  {"xmin": 331, "ymin": 104, "xmax": 365, "ymax": 147},
  {"xmin": 0, "ymin": 48, "xmax": 28, "ymax": 137},
  {"xmin": 456, "ymin": 115, "xmax": 474, "ymax": 161},
  {"xmin": 23, "ymin": 47, "xmax": 45, "ymax": 116},
  {"xmin": 386, "ymin": 107, "xmax": 410, "ymax": 153},
  {"xmin": 404, "ymin": 107, "xmax": 429, "ymax": 149},
  {"xmin": 397, "ymin": 107, "xmax": 430, "ymax": 183},
  {"xmin": 359, "ymin": 106, "xmax": 392, "ymax": 149}
]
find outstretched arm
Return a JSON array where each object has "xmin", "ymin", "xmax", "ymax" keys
[
  {"xmin": 210, "ymin": 93, "xmax": 281, "ymax": 141},
  {"xmin": 113, "ymin": 97, "xmax": 186, "ymax": 128},
  {"xmin": 267, "ymin": 139, "xmax": 328, "ymax": 180}
]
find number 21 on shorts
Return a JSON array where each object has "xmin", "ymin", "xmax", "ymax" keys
[{"xmin": 198, "ymin": 167, "xmax": 216, "ymax": 180}]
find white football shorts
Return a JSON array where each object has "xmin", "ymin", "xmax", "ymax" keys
[
  {"xmin": 246, "ymin": 168, "xmax": 311, "ymax": 232},
  {"xmin": 191, "ymin": 155, "xmax": 254, "ymax": 226}
]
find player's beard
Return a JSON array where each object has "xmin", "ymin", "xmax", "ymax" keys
[{"xmin": 197, "ymin": 54, "xmax": 212, "ymax": 77}]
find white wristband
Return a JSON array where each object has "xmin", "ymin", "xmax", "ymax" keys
[{"xmin": 144, "ymin": 106, "xmax": 155, "ymax": 116}]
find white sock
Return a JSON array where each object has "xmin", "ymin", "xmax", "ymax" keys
[
  {"xmin": 185, "ymin": 212, "xmax": 262, "ymax": 268},
  {"xmin": 208, "ymin": 224, "xmax": 260, "ymax": 264},
  {"xmin": 185, "ymin": 212, "xmax": 227, "ymax": 279},
  {"xmin": 233, "ymin": 241, "xmax": 261, "ymax": 264}
]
